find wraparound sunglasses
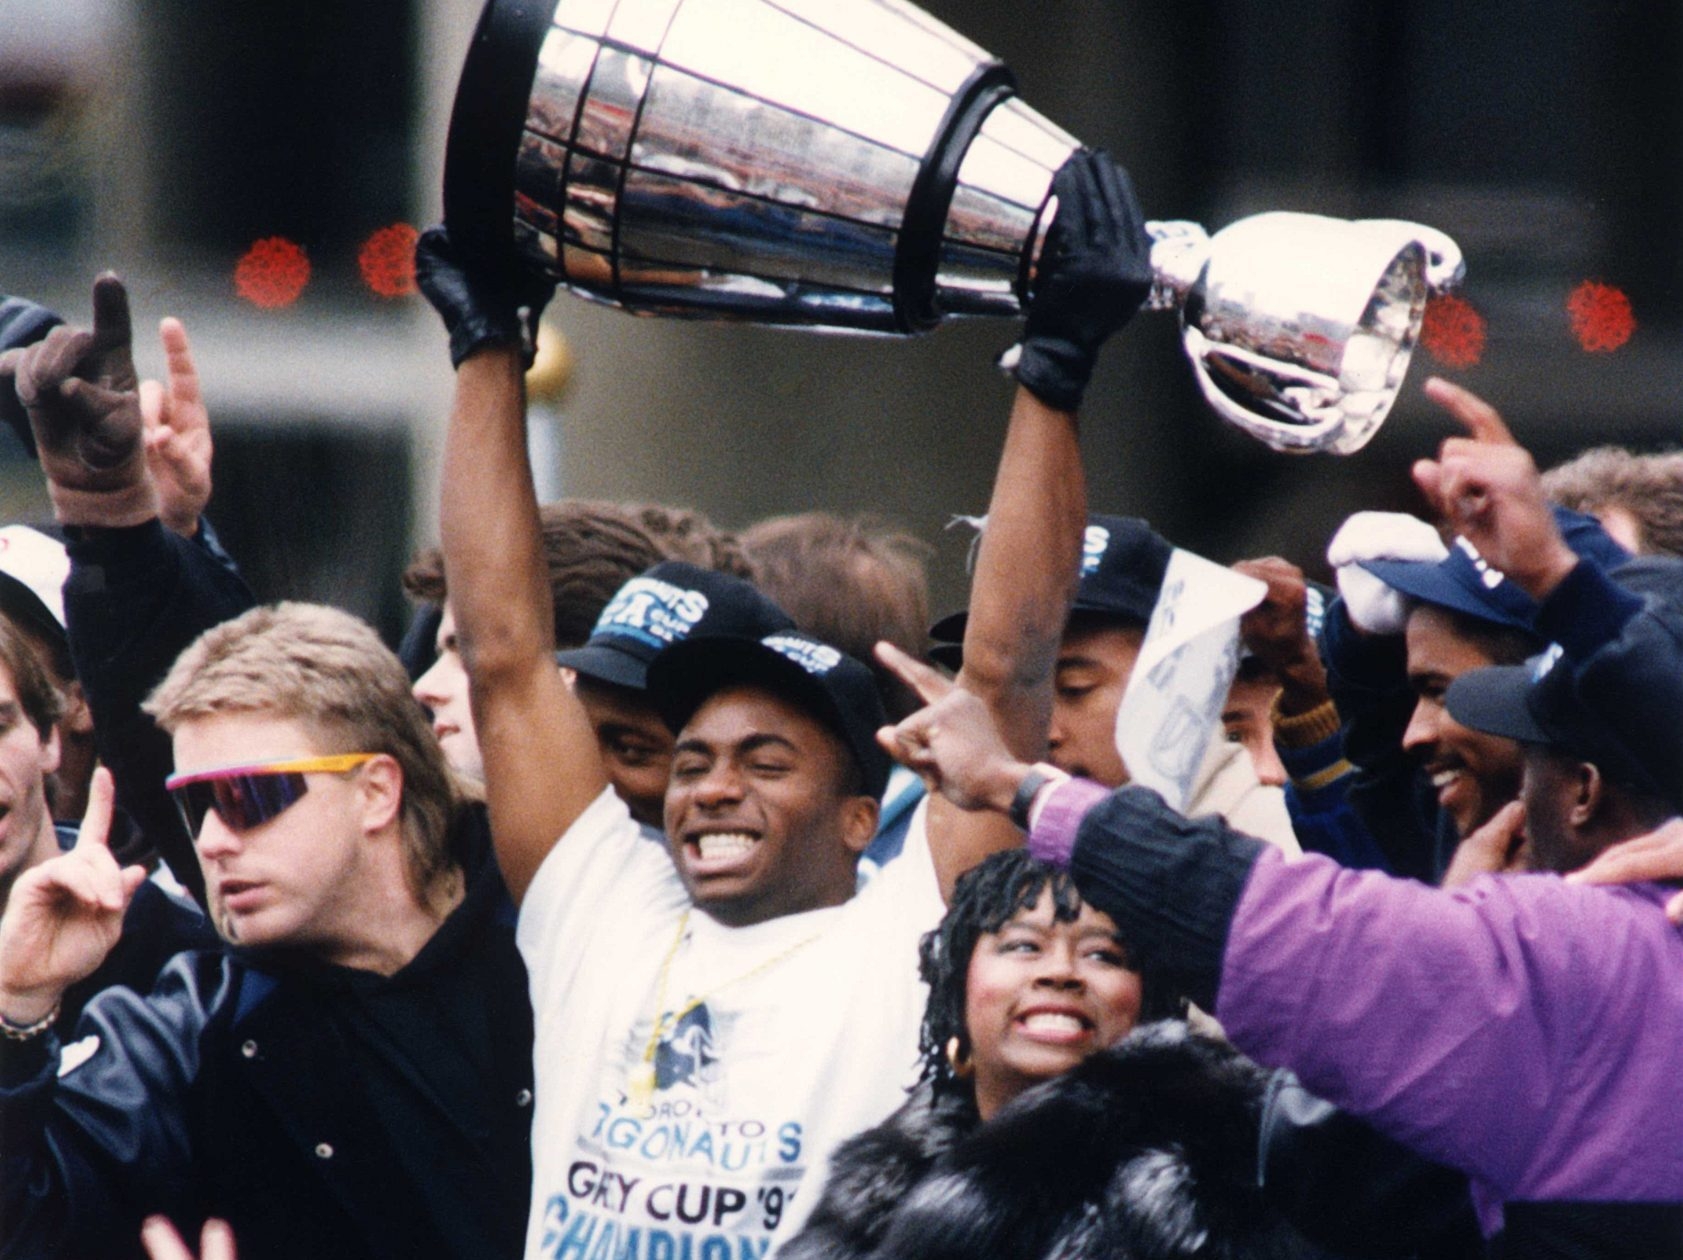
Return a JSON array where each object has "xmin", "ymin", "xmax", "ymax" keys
[{"xmin": 165, "ymin": 754, "xmax": 376, "ymax": 836}]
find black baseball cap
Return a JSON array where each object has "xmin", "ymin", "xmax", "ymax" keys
[
  {"xmin": 555, "ymin": 561, "xmax": 794, "ymax": 690},
  {"xmin": 646, "ymin": 629, "xmax": 892, "ymax": 800},
  {"xmin": 0, "ymin": 296, "xmax": 64, "ymax": 459},
  {"xmin": 929, "ymin": 515, "xmax": 1172, "ymax": 664},
  {"xmin": 1361, "ymin": 536, "xmax": 1540, "ymax": 632},
  {"xmin": 1446, "ymin": 644, "xmax": 1682, "ymax": 810}
]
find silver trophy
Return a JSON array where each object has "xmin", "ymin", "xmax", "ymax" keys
[{"xmin": 445, "ymin": 0, "xmax": 1464, "ymax": 454}]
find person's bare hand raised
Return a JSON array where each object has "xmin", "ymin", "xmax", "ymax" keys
[
  {"xmin": 142, "ymin": 1217, "xmax": 237, "ymax": 1260},
  {"xmin": 0, "ymin": 768, "xmax": 146, "ymax": 1027},
  {"xmin": 140, "ymin": 317, "xmax": 214, "ymax": 537},
  {"xmin": 1412, "ymin": 377, "xmax": 1574, "ymax": 601},
  {"xmin": 874, "ymin": 642, "xmax": 1030, "ymax": 815}
]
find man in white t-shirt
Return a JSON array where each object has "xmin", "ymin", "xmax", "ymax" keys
[
  {"xmin": 519, "ymin": 628, "xmax": 943, "ymax": 1255},
  {"xmin": 415, "ymin": 148, "xmax": 1155, "ymax": 1257}
]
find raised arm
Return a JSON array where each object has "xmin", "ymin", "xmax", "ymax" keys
[
  {"xmin": 418, "ymin": 229, "xmax": 604, "ymax": 903},
  {"xmin": 924, "ymin": 151, "xmax": 1153, "ymax": 898},
  {"xmin": 1, "ymin": 278, "xmax": 255, "ymax": 901}
]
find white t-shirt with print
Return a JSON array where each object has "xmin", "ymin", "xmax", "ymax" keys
[{"xmin": 518, "ymin": 789, "xmax": 942, "ymax": 1260}]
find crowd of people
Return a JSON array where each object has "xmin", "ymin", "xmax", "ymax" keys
[{"xmin": 0, "ymin": 149, "xmax": 1680, "ymax": 1260}]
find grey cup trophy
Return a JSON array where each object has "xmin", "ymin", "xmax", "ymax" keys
[{"xmin": 445, "ymin": 0, "xmax": 1463, "ymax": 454}]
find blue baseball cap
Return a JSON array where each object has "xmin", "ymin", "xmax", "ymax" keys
[
  {"xmin": 1360, "ymin": 536, "xmax": 1539, "ymax": 631},
  {"xmin": 555, "ymin": 561, "xmax": 794, "ymax": 690}
]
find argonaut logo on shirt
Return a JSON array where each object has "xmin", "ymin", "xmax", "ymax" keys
[
  {"xmin": 654, "ymin": 1005, "xmax": 718, "ymax": 1093},
  {"xmin": 593, "ymin": 579, "xmax": 711, "ymax": 651},
  {"xmin": 764, "ymin": 635, "xmax": 842, "ymax": 676},
  {"xmin": 1082, "ymin": 525, "xmax": 1111, "ymax": 576}
]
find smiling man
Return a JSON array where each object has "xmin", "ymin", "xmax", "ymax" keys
[
  {"xmin": 418, "ymin": 147, "xmax": 1155, "ymax": 1257},
  {"xmin": 0, "ymin": 602, "xmax": 534, "ymax": 1260}
]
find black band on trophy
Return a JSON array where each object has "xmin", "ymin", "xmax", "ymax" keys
[
  {"xmin": 890, "ymin": 61, "xmax": 1016, "ymax": 334},
  {"xmin": 444, "ymin": 0, "xmax": 552, "ymax": 275}
]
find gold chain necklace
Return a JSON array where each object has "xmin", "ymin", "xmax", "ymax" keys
[{"xmin": 626, "ymin": 908, "xmax": 825, "ymax": 1108}]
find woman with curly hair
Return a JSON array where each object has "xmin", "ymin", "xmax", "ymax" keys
[{"xmin": 781, "ymin": 848, "xmax": 1328, "ymax": 1260}]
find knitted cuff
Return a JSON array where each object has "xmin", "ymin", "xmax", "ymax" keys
[{"xmin": 1269, "ymin": 696, "xmax": 1342, "ymax": 749}]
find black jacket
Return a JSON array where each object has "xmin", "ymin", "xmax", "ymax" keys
[
  {"xmin": 785, "ymin": 1022, "xmax": 1325, "ymax": 1260},
  {"xmin": 64, "ymin": 517, "xmax": 257, "ymax": 905},
  {"xmin": 0, "ymin": 808, "xmax": 532, "ymax": 1260}
]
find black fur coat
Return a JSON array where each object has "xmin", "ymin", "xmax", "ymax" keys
[{"xmin": 784, "ymin": 1022, "xmax": 1325, "ymax": 1260}]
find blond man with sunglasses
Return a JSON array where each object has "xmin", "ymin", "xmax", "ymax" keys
[{"xmin": 0, "ymin": 595, "xmax": 535, "ymax": 1260}]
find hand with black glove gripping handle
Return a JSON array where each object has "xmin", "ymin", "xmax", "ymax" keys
[
  {"xmin": 0, "ymin": 274, "xmax": 159, "ymax": 527},
  {"xmin": 415, "ymin": 225, "xmax": 556, "ymax": 369},
  {"xmin": 1005, "ymin": 149, "xmax": 1155, "ymax": 412}
]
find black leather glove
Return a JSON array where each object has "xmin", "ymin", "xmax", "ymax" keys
[
  {"xmin": 0, "ymin": 274, "xmax": 157, "ymax": 527},
  {"xmin": 1007, "ymin": 150, "xmax": 1154, "ymax": 412},
  {"xmin": 0, "ymin": 294, "xmax": 64, "ymax": 459},
  {"xmin": 415, "ymin": 225, "xmax": 556, "ymax": 369}
]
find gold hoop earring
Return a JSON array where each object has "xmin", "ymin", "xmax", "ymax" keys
[{"xmin": 945, "ymin": 1036, "xmax": 973, "ymax": 1079}]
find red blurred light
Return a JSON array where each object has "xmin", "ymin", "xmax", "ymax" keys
[
  {"xmin": 1567, "ymin": 281, "xmax": 1635, "ymax": 353},
  {"xmin": 359, "ymin": 223, "xmax": 420, "ymax": 298},
  {"xmin": 234, "ymin": 238, "xmax": 311, "ymax": 309},
  {"xmin": 1419, "ymin": 293, "xmax": 1486, "ymax": 369}
]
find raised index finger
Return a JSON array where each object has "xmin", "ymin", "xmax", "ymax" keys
[
  {"xmin": 874, "ymin": 641, "xmax": 953, "ymax": 706},
  {"xmin": 72, "ymin": 766, "xmax": 116, "ymax": 854},
  {"xmin": 1423, "ymin": 376, "xmax": 1517, "ymax": 447}
]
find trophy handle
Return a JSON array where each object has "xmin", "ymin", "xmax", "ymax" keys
[
  {"xmin": 1362, "ymin": 220, "xmax": 1466, "ymax": 293},
  {"xmin": 1181, "ymin": 329, "xmax": 1353, "ymax": 454}
]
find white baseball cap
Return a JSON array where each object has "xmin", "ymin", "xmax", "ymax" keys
[{"xmin": 0, "ymin": 524, "xmax": 68, "ymax": 636}]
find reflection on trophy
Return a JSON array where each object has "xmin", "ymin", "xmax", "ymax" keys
[{"xmin": 445, "ymin": 0, "xmax": 1464, "ymax": 454}]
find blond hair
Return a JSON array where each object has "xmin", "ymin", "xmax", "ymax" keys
[
  {"xmin": 145, "ymin": 602, "xmax": 460, "ymax": 902},
  {"xmin": 1543, "ymin": 446, "xmax": 1683, "ymax": 558}
]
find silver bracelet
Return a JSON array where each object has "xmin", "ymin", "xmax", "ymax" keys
[{"xmin": 0, "ymin": 1001, "xmax": 60, "ymax": 1042}]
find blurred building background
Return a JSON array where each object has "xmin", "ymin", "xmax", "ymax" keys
[{"xmin": 0, "ymin": 0, "xmax": 1678, "ymax": 639}]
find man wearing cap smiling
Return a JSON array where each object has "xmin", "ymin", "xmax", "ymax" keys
[
  {"xmin": 553, "ymin": 560, "xmax": 795, "ymax": 834},
  {"xmin": 419, "ymin": 148, "xmax": 1155, "ymax": 1256},
  {"xmin": 1321, "ymin": 380, "xmax": 1632, "ymax": 881}
]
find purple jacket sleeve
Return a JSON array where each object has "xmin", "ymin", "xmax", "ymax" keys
[
  {"xmin": 1041, "ymin": 783, "xmax": 1267, "ymax": 1010},
  {"xmin": 1215, "ymin": 849, "xmax": 1665, "ymax": 1195}
]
